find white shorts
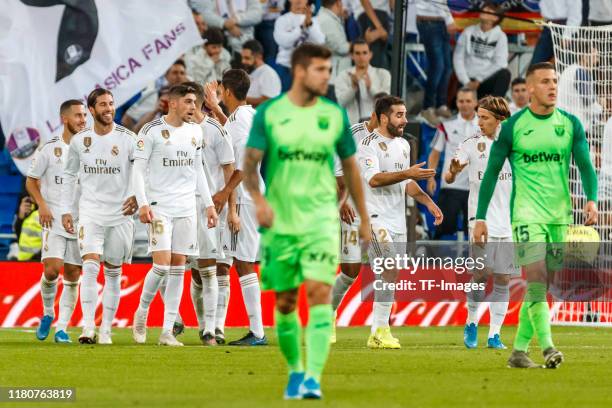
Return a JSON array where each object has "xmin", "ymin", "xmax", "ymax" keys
[
  {"xmin": 223, "ymin": 203, "xmax": 260, "ymax": 263},
  {"xmin": 148, "ymin": 213, "xmax": 198, "ymax": 256},
  {"xmin": 196, "ymin": 196, "xmax": 220, "ymax": 260},
  {"xmin": 42, "ymin": 230, "xmax": 81, "ymax": 266},
  {"xmin": 78, "ymin": 220, "xmax": 135, "ymax": 266},
  {"xmin": 367, "ymin": 223, "xmax": 407, "ymax": 268},
  {"xmin": 340, "ymin": 218, "xmax": 362, "ymax": 263},
  {"xmin": 469, "ymin": 228, "xmax": 517, "ymax": 275}
]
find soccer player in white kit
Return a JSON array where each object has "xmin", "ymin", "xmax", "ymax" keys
[
  {"xmin": 61, "ymin": 89, "xmax": 139, "ymax": 345},
  {"xmin": 131, "ymin": 84, "xmax": 218, "ymax": 346},
  {"xmin": 206, "ymin": 69, "xmax": 268, "ymax": 345},
  {"xmin": 444, "ymin": 95, "xmax": 513, "ymax": 349},
  {"xmin": 27, "ymin": 100, "xmax": 87, "ymax": 343},
  {"xmin": 357, "ymin": 96, "xmax": 443, "ymax": 349}
]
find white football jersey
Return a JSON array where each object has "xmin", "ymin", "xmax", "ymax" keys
[
  {"xmin": 28, "ymin": 136, "xmax": 77, "ymax": 238},
  {"xmin": 334, "ymin": 121, "xmax": 371, "ymax": 177},
  {"xmin": 135, "ymin": 117, "xmax": 204, "ymax": 218},
  {"xmin": 358, "ymin": 131, "xmax": 412, "ymax": 234},
  {"xmin": 201, "ymin": 116, "xmax": 234, "ymax": 193},
  {"xmin": 62, "ymin": 124, "xmax": 136, "ymax": 226},
  {"xmin": 224, "ymin": 105, "xmax": 264, "ymax": 203},
  {"xmin": 455, "ymin": 131, "xmax": 512, "ymax": 237}
]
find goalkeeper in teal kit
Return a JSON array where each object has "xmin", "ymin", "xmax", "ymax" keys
[{"xmin": 473, "ymin": 63, "xmax": 598, "ymax": 369}]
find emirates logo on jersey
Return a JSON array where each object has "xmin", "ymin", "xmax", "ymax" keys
[
  {"xmin": 378, "ymin": 142, "xmax": 387, "ymax": 151},
  {"xmin": 477, "ymin": 142, "xmax": 486, "ymax": 152},
  {"xmin": 111, "ymin": 145, "xmax": 119, "ymax": 156},
  {"xmin": 83, "ymin": 136, "xmax": 92, "ymax": 153}
]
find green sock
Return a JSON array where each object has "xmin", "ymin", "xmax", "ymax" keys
[
  {"xmin": 526, "ymin": 282, "xmax": 554, "ymax": 351},
  {"xmin": 513, "ymin": 301, "xmax": 534, "ymax": 352},
  {"xmin": 275, "ymin": 310, "xmax": 303, "ymax": 373},
  {"xmin": 305, "ymin": 304, "xmax": 333, "ymax": 382}
]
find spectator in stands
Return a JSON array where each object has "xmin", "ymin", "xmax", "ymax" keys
[
  {"xmin": 132, "ymin": 86, "xmax": 171, "ymax": 133},
  {"xmin": 184, "ymin": 28, "xmax": 232, "ymax": 86},
  {"xmin": 351, "ymin": 0, "xmax": 391, "ymax": 69},
  {"xmin": 121, "ymin": 60, "xmax": 188, "ymax": 131},
  {"xmin": 13, "ymin": 194, "xmax": 41, "ymax": 261},
  {"xmin": 191, "ymin": 0, "xmax": 263, "ymax": 56},
  {"xmin": 453, "ymin": 2, "xmax": 510, "ymax": 99},
  {"xmin": 192, "ymin": 8, "xmax": 208, "ymax": 35},
  {"xmin": 509, "ymin": 77, "xmax": 528, "ymax": 113},
  {"xmin": 531, "ymin": 0, "xmax": 582, "ymax": 64},
  {"xmin": 427, "ymin": 87, "xmax": 478, "ymax": 240},
  {"xmin": 241, "ymin": 40, "xmax": 282, "ymax": 106},
  {"xmin": 335, "ymin": 39, "xmax": 391, "ymax": 123},
  {"xmin": 589, "ymin": 0, "xmax": 612, "ymax": 26},
  {"xmin": 415, "ymin": 0, "xmax": 457, "ymax": 127},
  {"xmin": 273, "ymin": 0, "xmax": 325, "ymax": 91},
  {"xmin": 255, "ymin": 0, "xmax": 286, "ymax": 65},
  {"xmin": 317, "ymin": 0, "xmax": 351, "ymax": 80}
]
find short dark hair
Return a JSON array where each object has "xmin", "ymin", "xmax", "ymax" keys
[
  {"xmin": 181, "ymin": 81, "xmax": 204, "ymax": 107},
  {"xmin": 481, "ymin": 1, "xmax": 503, "ymax": 25},
  {"xmin": 168, "ymin": 84, "xmax": 198, "ymax": 99},
  {"xmin": 526, "ymin": 62, "xmax": 555, "ymax": 77},
  {"xmin": 242, "ymin": 39, "xmax": 264, "ymax": 56},
  {"xmin": 60, "ymin": 99, "xmax": 84, "ymax": 115},
  {"xmin": 322, "ymin": 0, "xmax": 339, "ymax": 8},
  {"xmin": 511, "ymin": 77, "xmax": 526, "ymax": 88},
  {"xmin": 221, "ymin": 69, "xmax": 251, "ymax": 101},
  {"xmin": 290, "ymin": 43, "xmax": 332, "ymax": 71},
  {"xmin": 170, "ymin": 59, "xmax": 186, "ymax": 69},
  {"xmin": 87, "ymin": 88, "xmax": 113, "ymax": 108},
  {"xmin": 350, "ymin": 38, "xmax": 369, "ymax": 54},
  {"xmin": 375, "ymin": 95, "xmax": 405, "ymax": 120},
  {"xmin": 204, "ymin": 28, "xmax": 225, "ymax": 45},
  {"xmin": 457, "ymin": 87, "xmax": 477, "ymax": 99},
  {"xmin": 373, "ymin": 92, "xmax": 389, "ymax": 104}
]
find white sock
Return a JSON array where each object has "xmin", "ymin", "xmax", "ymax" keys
[
  {"xmin": 331, "ymin": 272, "xmax": 355, "ymax": 311},
  {"xmin": 80, "ymin": 260, "xmax": 100, "ymax": 330},
  {"xmin": 139, "ymin": 264, "xmax": 169, "ymax": 311},
  {"xmin": 239, "ymin": 273, "xmax": 264, "ymax": 338},
  {"xmin": 190, "ymin": 277, "xmax": 205, "ymax": 330},
  {"xmin": 163, "ymin": 265, "xmax": 185, "ymax": 333},
  {"xmin": 160, "ymin": 275, "xmax": 184, "ymax": 326},
  {"xmin": 200, "ymin": 266, "xmax": 218, "ymax": 334},
  {"xmin": 371, "ymin": 302, "xmax": 393, "ymax": 334},
  {"xmin": 466, "ymin": 278, "xmax": 485, "ymax": 325},
  {"xmin": 40, "ymin": 274, "xmax": 59, "ymax": 318},
  {"xmin": 488, "ymin": 282, "xmax": 509, "ymax": 338},
  {"xmin": 56, "ymin": 279, "xmax": 79, "ymax": 332},
  {"xmin": 216, "ymin": 274, "xmax": 230, "ymax": 331},
  {"xmin": 100, "ymin": 266, "xmax": 121, "ymax": 333}
]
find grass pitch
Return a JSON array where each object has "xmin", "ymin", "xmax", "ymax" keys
[{"xmin": 1, "ymin": 326, "xmax": 611, "ymax": 407}]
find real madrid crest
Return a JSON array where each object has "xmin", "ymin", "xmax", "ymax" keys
[
  {"xmin": 162, "ymin": 129, "xmax": 171, "ymax": 144},
  {"xmin": 137, "ymin": 139, "xmax": 144, "ymax": 151},
  {"xmin": 54, "ymin": 147, "xmax": 62, "ymax": 162},
  {"xmin": 83, "ymin": 136, "xmax": 92, "ymax": 153},
  {"xmin": 402, "ymin": 149, "xmax": 408, "ymax": 159},
  {"xmin": 477, "ymin": 142, "xmax": 486, "ymax": 153},
  {"xmin": 378, "ymin": 142, "xmax": 387, "ymax": 151},
  {"xmin": 111, "ymin": 145, "xmax": 119, "ymax": 156},
  {"xmin": 191, "ymin": 136, "xmax": 197, "ymax": 147}
]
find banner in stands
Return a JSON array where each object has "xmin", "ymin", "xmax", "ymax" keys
[
  {"xmin": 0, "ymin": 262, "xmax": 522, "ymax": 328},
  {"xmin": 449, "ymin": 0, "xmax": 542, "ymax": 32},
  {"xmin": 0, "ymin": 0, "xmax": 202, "ymax": 174}
]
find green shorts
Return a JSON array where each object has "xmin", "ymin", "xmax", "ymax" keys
[
  {"xmin": 260, "ymin": 231, "xmax": 339, "ymax": 292},
  {"xmin": 512, "ymin": 223, "xmax": 568, "ymax": 270}
]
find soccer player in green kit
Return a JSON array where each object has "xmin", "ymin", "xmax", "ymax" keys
[
  {"xmin": 243, "ymin": 44, "xmax": 370, "ymax": 399},
  {"xmin": 473, "ymin": 62, "xmax": 598, "ymax": 368}
]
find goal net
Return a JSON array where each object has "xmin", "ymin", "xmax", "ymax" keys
[{"xmin": 549, "ymin": 22, "xmax": 612, "ymax": 326}]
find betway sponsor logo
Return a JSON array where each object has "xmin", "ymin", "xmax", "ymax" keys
[
  {"xmin": 523, "ymin": 152, "xmax": 562, "ymax": 163},
  {"xmin": 278, "ymin": 147, "xmax": 328, "ymax": 163}
]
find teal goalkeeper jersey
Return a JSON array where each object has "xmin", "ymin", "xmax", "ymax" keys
[
  {"xmin": 247, "ymin": 94, "xmax": 356, "ymax": 236},
  {"xmin": 476, "ymin": 107, "xmax": 597, "ymax": 224}
]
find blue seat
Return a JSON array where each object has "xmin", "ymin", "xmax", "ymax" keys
[{"xmin": 0, "ymin": 175, "xmax": 23, "ymax": 194}]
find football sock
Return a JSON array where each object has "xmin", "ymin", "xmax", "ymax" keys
[
  {"xmin": 216, "ymin": 274, "xmax": 230, "ymax": 331},
  {"xmin": 163, "ymin": 265, "xmax": 185, "ymax": 333},
  {"xmin": 56, "ymin": 279, "xmax": 78, "ymax": 332},
  {"xmin": 331, "ymin": 272, "xmax": 355, "ymax": 311},
  {"xmin": 371, "ymin": 302, "xmax": 393, "ymax": 334},
  {"xmin": 488, "ymin": 282, "xmax": 509, "ymax": 338},
  {"xmin": 466, "ymin": 277, "xmax": 485, "ymax": 325},
  {"xmin": 139, "ymin": 264, "xmax": 169, "ymax": 311},
  {"xmin": 190, "ymin": 276, "xmax": 205, "ymax": 330},
  {"xmin": 239, "ymin": 273, "xmax": 264, "ymax": 338},
  {"xmin": 100, "ymin": 266, "xmax": 121, "ymax": 333},
  {"xmin": 305, "ymin": 304, "xmax": 333, "ymax": 382},
  {"xmin": 40, "ymin": 274, "xmax": 58, "ymax": 318},
  {"xmin": 80, "ymin": 259, "xmax": 100, "ymax": 330},
  {"xmin": 200, "ymin": 266, "xmax": 218, "ymax": 334},
  {"xmin": 275, "ymin": 309, "xmax": 303, "ymax": 373},
  {"xmin": 526, "ymin": 282, "xmax": 554, "ymax": 350}
]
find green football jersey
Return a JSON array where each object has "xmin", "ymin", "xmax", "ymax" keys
[
  {"xmin": 247, "ymin": 94, "xmax": 356, "ymax": 235},
  {"xmin": 476, "ymin": 107, "xmax": 597, "ymax": 224}
]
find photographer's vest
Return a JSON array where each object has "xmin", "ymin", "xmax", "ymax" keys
[{"xmin": 17, "ymin": 210, "xmax": 42, "ymax": 261}]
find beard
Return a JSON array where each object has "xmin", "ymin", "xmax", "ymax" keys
[
  {"xmin": 243, "ymin": 63, "xmax": 255, "ymax": 74},
  {"xmin": 387, "ymin": 122, "xmax": 403, "ymax": 137},
  {"xmin": 304, "ymin": 81, "xmax": 328, "ymax": 98},
  {"xmin": 66, "ymin": 122, "xmax": 83, "ymax": 135},
  {"xmin": 94, "ymin": 111, "xmax": 114, "ymax": 126}
]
